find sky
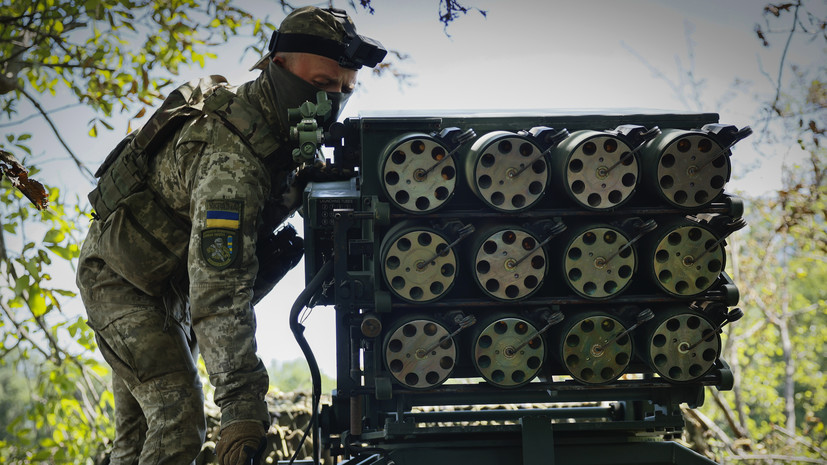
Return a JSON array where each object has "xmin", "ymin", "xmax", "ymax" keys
[{"xmin": 3, "ymin": 0, "xmax": 823, "ymax": 376}]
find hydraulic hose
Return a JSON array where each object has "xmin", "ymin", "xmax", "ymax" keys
[{"xmin": 289, "ymin": 259, "xmax": 334, "ymax": 465}]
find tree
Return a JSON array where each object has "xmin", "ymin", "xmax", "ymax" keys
[
  {"xmin": 268, "ymin": 358, "xmax": 336, "ymax": 394},
  {"xmin": 0, "ymin": 169, "xmax": 115, "ymax": 463},
  {"xmin": 0, "ymin": 0, "xmax": 280, "ymax": 178},
  {"xmin": 683, "ymin": 2, "xmax": 826, "ymax": 463},
  {"xmin": 0, "ymin": 363, "xmax": 29, "ymax": 443},
  {"xmin": 0, "ymin": 2, "xmax": 278, "ymax": 461}
]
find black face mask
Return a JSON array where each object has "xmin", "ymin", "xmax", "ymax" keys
[
  {"xmin": 266, "ymin": 61, "xmax": 322, "ymax": 120},
  {"xmin": 266, "ymin": 61, "xmax": 352, "ymax": 131},
  {"xmin": 325, "ymin": 90, "xmax": 351, "ymax": 123}
]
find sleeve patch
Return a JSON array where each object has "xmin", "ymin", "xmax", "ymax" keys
[
  {"xmin": 205, "ymin": 200, "xmax": 242, "ymax": 229},
  {"xmin": 202, "ymin": 200, "xmax": 243, "ymax": 269},
  {"xmin": 201, "ymin": 229, "xmax": 240, "ymax": 269}
]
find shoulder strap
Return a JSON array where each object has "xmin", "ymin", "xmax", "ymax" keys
[
  {"xmin": 89, "ymin": 75, "xmax": 283, "ymax": 220},
  {"xmin": 132, "ymin": 75, "xmax": 229, "ymax": 154},
  {"xmin": 89, "ymin": 76, "xmax": 229, "ymax": 219},
  {"xmin": 203, "ymin": 86, "xmax": 282, "ymax": 159}
]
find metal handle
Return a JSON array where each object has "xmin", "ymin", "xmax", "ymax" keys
[
  {"xmin": 596, "ymin": 219, "xmax": 657, "ymax": 267},
  {"xmin": 422, "ymin": 128, "xmax": 477, "ymax": 176},
  {"xmin": 417, "ymin": 223, "xmax": 476, "ymax": 271},
  {"xmin": 416, "ymin": 314, "xmax": 477, "ymax": 358},
  {"xmin": 683, "ymin": 307, "xmax": 743, "ymax": 352},
  {"xmin": 505, "ymin": 310, "xmax": 565, "ymax": 356},
  {"xmin": 593, "ymin": 309, "xmax": 654, "ymax": 354},
  {"xmin": 603, "ymin": 126, "xmax": 661, "ymax": 175}
]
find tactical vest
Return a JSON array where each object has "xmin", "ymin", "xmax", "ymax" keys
[
  {"xmin": 88, "ymin": 76, "xmax": 284, "ymax": 295},
  {"xmin": 89, "ymin": 75, "xmax": 282, "ymax": 220}
]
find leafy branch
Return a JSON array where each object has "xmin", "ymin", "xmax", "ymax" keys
[{"xmin": 17, "ymin": 88, "xmax": 95, "ymax": 181}]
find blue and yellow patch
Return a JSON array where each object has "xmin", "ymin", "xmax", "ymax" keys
[
  {"xmin": 206, "ymin": 208, "xmax": 240, "ymax": 229},
  {"xmin": 201, "ymin": 200, "xmax": 243, "ymax": 269},
  {"xmin": 205, "ymin": 200, "xmax": 242, "ymax": 229}
]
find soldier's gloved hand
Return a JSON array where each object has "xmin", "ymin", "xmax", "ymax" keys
[{"xmin": 215, "ymin": 421, "xmax": 267, "ymax": 465}]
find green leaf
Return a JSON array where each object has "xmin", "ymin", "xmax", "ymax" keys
[
  {"xmin": 14, "ymin": 275, "xmax": 30, "ymax": 295},
  {"xmin": 38, "ymin": 249, "xmax": 52, "ymax": 265},
  {"xmin": 13, "ymin": 143, "xmax": 32, "ymax": 155},
  {"xmin": 28, "ymin": 291, "xmax": 47, "ymax": 317},
  {"xmin": 90, "ymin": 362, "xmax": 110, "ymax": 377},
  {"xmin": 101, "ymin": 389, "xmax": 115, "ymax": 408},
  {"xmin": 47, "ymin": 243, "xmax": 79, "ymax": 259},
  {"xmin": 43, "ymin": 229, "xmax": 65, "ymax": 244}
]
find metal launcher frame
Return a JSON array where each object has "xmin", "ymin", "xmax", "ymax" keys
[{"xmin": 300, "ymin": 111, "xmax": 749, "ymax": 465}]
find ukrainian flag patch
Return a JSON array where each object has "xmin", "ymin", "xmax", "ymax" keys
[
  {"xmin": 206, "ymin": 200, "xmax": 242, "ymax": 230},
  {"xmin": 202, "ymin": 200, "xmax": 243, "ymax": 269}
]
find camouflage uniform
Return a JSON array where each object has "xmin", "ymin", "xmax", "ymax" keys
[{"xmin": 77, "ymin": 60, "xmax": 325, "ymax": 464}]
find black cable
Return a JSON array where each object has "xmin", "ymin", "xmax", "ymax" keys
[
  {"xmin": 288, "ymin": 259, "xmax": 334, "ymax": 465},
  {"xmin": 287, "ymin": 422, "xmax": 312, "ymax": 465}
]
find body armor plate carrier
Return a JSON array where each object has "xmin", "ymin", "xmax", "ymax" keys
[
  {"xmin": 88, "ymin": 75, "xmax": 281, "ymax": 220},
  {"xmin": 86, "ymin": 76, "xmax": 300, "ymax": 300}
]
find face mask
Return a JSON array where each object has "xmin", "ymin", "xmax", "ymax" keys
[
  {"xmin": 266, "ymin": 61, "xmax": 324, "ymax": 121},
  {"xmin": 266, "ymin": 61, "xmax": 352, "ymax": 131},
  {"xmin": 325, "ymin": 90, "xmax": 352, "ymax": 123}
]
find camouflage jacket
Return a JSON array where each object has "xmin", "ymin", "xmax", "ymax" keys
[{"xmin": 80, "ymin": 62, "xmax": 319, "ymax": 429}]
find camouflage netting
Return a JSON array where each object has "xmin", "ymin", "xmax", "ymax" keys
[{"xmin": 93, "ymin": 389, "xmax": 326, "ymax": 465}]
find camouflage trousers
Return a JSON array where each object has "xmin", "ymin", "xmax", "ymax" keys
[{"xmin": 77, "ymin": 250, "xmax": 206, "ymax": 464}]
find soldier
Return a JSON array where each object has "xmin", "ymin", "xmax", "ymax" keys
[{"xmin": 76, "ymin": 7, "xmax": 385, "ymax": 465}]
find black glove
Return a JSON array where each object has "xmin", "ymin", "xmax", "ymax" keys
[{"xmin": 252, "ymin": 223, "xmax": 304, "ymax": 305}]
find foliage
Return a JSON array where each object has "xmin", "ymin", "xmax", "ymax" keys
[
  {"xmin": 0, "ymin": 363, "xmax": 29, "ymax": 443},
  {"xmin": 267, "ymin": 358, "xmax": 335, "ymax": 395},
  {"xmin": 690, "ymin": 2, "xmax": 827, "ymax": 464},
  {"xmin": 704, "ymin": 174, "xmax": 827, "ymax": 464},
  {"xmin": 0, "ymin": 0, "xmax": 275, "ymax": 179},
  {"xmin": 0, "ymin": 172, "xmax": 114, "ymax": 464}
]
